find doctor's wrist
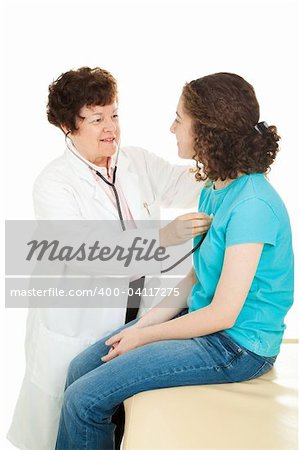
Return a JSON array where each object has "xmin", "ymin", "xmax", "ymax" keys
[{"xmin": 159, "ymin": 227, "xmax": 172, "ymax": 248}]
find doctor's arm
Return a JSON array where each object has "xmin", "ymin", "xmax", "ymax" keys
[
  {"xmin": 33, "ymin": 176, "xmax": 83, "ymax": 219},
  {"xmin": 103, "ymin": 243, "xmax": 263, "ymax": 361},
  {"xmin": 33, "ymin": 171, "xmax": 210, "ymax": 255},
  {"xmin": 144, "ymin": 150, "xmax": 203, "ymax": 209}
]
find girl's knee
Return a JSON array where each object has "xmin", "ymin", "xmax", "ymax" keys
[
  {"xmin": 63, "ymin": 380, "xmax": 107, "ymax": 426},
  {"xmin": 63, "ymin": 381, "xmax": 89, "ymax": 422},
  {"xmin": 66, "ymin": 354, "xmax": 86, "ymax": 388}
]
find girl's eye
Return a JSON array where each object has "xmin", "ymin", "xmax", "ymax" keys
[{"xmin": 112, "ymin": 114, "xmax": 119, "ymax": 119}]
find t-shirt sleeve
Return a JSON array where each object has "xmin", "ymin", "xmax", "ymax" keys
[{"xmin": 226, "ymin": 198, "xmax": 280, "ymax": 247}]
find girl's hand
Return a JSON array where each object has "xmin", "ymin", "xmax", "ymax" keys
[{"xmin": 101, "ymin": 325, "xmax": 145, "ymax": 363}]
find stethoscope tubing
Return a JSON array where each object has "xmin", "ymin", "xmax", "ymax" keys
[
  {"xmin": 161, "ymin": 233, "xmax": 206, "ymax": 274},
  {"xmin": 64, "ymin": 134, "xmax": 205, "ymax": 273},
  {"xmin": 65, "ymin": 134, "xmax": 126, "ymax": 230},
  {"xmin": 94, "ymin": 166, "xmax": 126, "ymax": 231}
]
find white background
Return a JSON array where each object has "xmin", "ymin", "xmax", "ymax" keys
[{"xmin": 1, "ymin": 0, "xmax": 298, "ymax": 448}]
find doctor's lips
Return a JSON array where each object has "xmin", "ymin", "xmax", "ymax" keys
[{"xmin": 100, "ymin": 137, "xmax": 116, "ymax": 144}]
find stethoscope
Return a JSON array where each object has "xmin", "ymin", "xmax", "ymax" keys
[
  {"xmin": 65, "ymin": 132, "xmax": 126, "ymax": 231},
  {"xmin": 65, "ymin": 132, "xmax": 207, "ymax": 273}
]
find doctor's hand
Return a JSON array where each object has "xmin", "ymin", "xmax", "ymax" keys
[
  {"xmin": 159, "ymin": 212, "xmax": 213, "ymax": 247},
  {"xmin": 101, "ymin": 325, "xmax": 145, "ymax": 363}
]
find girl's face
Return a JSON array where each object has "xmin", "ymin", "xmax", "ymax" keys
[
  {"xmin": 170, "ymin": 96, "xmax": 195, "ymax": 159},
  {"xmin": 68, "ymin": 101, "xmax": 120, "ymax": 166}
]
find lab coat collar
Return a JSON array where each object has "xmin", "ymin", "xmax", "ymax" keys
[
  {"xmin": 116, "ymin": 150, "xmax": 141, "ymax": 220},
  {"xmin": 64, "ymin": 141, "xmax": 124, "ymax": 185},
  {"xmin": 64, "ymin": 143, "xmax": 141, "ymax": 219}
]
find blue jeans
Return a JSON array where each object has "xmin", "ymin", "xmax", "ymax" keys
[{"xmin": 55, "ymin": 311, "xmax": 276, "ymax": 450}]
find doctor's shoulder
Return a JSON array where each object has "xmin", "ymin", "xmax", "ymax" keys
[
  {"xmin": 120, "ymin": 145, "xmax": 183, "ymax": 173},
  {"xmin": 119, "ymin": 145, "xmax": 152, "ymax": 165},
  {"xmin": 32, "ymin": 154, "xmax": 80, "ymax": 219},
  {"xmin": 33, "ymin": 153, "xmax": 73, "ymax": 190}
]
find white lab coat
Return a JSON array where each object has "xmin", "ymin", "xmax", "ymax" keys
[{"xmin": 8, "ymin": 146, "xmax": 202, "ymax": 450}]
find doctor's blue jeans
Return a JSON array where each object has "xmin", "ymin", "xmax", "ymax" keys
[{"xmin": 55, "ymin": 311, "xmax": 276, "ymax": 450}]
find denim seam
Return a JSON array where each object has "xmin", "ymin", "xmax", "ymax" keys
[
  {"xmin": 81, "ymin": 366, "xmax": 191, "ymax": 416},
  {"xmin": 84, "ymin": 404, "xmax": 87, "ymax": 450},
  {"xmin": 245, "ymin": 361, "xmax": 272, "ymax": 381},
  {"xmin": 83, "ymin": 366, "xmax": 203, "ymax": 411},
  {"xmin": 80, "ymin": 354, "xmax": 248, "ymax": 447},
  {"xmin": 214, "ymin": 351, "xmax": 244, "ymax": 370},
  {"xmin": 82, "ymin": 358, "xmax": 242, "ymax": 425},
  {"xmin": 193, "ymin": 336, "xmax": 245, "ymax": 369},
  {"xmin": 217, "ymin": 332, "xmax": 244, "ymax": 354}
]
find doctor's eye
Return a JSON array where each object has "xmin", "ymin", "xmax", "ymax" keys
[{"xmin": 90, "ymin": 117, "xmax": 103, "ymax": 125}]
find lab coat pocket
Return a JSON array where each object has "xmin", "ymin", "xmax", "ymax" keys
[
  {"xmin": 30, "ymin": 323, "xmax": 92, "ymax": 398},
  {"xmin": 142, "ymin": 198, "xmax": 160, "ymax": 219}
]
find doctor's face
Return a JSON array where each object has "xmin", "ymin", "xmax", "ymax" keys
[
  {"xmin": 69, "ymin": 101, "xmax": 120, "ymax": 166},
  {"xmin": 170, "ymin": 96, "xmax": 194, "ymax": 159}
]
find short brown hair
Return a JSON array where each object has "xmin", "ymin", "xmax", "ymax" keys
[
  {"xmin": 47, "ymin": 67, "xmax": 118, "ymax": 132},
  {"xmin": 182, "ymin": 73, "xmax": 280, "ymax": 181}
]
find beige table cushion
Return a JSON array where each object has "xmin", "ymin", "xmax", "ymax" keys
[{"xmin": 123, "ymin": 343, "xmax": 298, "ymax": 450}]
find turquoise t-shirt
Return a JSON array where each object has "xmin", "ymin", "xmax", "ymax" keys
[{"xmin": 188, "ymin": 173, "xmax": 294, "ymax": 356}]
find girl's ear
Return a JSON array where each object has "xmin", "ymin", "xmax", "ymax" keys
[{"xmin": 60, "ymin": 124, "xmax": 71, "ymax": 135}]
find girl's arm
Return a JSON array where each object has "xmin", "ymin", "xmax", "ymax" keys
[
  {"xmin": 135, "ymin": 268, "xmax": 196, "ymax": 327},
  {"xmin": 140, "ymin": 242, "xmax": 263, "ymax": 343},
  {"xmin": 103, "ymin": 243, "xmax": 263, "ymax": 361}
]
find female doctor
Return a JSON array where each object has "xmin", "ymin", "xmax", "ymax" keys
[{"xmin": 7, "ymin": 67, "xmax": 210, "ymax": 450}]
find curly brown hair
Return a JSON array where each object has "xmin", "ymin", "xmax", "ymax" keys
[
  {"xmin": 182, "ymin": 73, "xmax": 280, "ymax": 181},
  {"xmin": 47, "ymin": 67, "xmax": 118, "ymax": 132}
]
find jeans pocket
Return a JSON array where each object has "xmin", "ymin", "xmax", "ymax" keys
[
  {"xmin": 199, "ymin": 332, "xmax": 245, "ymax": 369},
  {"xmin": 218, "ymin": 331, "xmax": 245, "ymax": 356}
]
